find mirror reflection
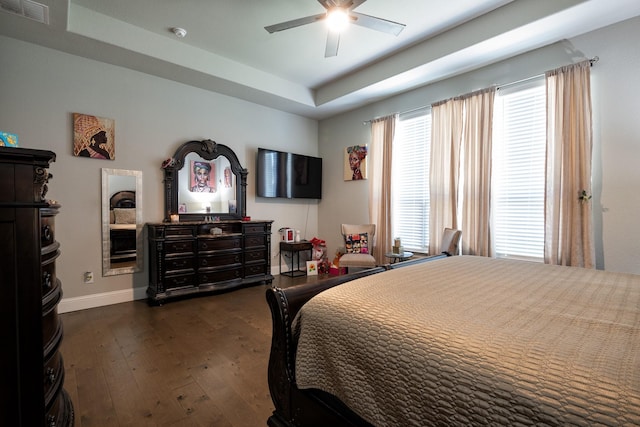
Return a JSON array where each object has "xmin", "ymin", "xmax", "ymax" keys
[
  {"xmin": 177, "ymin": 154, "xmax": 237, "ymax": 214},
  {"xmin": 101, "ymin": 168, "xmax": 143, "ymax": 276},
  {"xmin": 163, "ymin": 139, "xmax": 247, "ymax": 221}
]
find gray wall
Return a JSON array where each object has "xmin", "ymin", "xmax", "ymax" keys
[
  {"xmin": 318, "ymin": 16, "xmax": 640, "ymax": 275},
  {"xmin": 0, "ymin": 35, "xmax": 319, "ymax": 311},
  {"xmin": 0, "ymin": 15, "xmax": 638, "ymax": 312}
]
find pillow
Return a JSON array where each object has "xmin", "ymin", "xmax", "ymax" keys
[
  {"xmin": 344, "ymin": 233, "xmax": 369, "ymax": 254},
  {"xmin": 113, "ymin": 208, "xmax": 136, "ymax": 224}
]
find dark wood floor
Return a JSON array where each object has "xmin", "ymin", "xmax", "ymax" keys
[{"xmin": 60, "ymin": 274, "xmax": 321, "ymax": 427}]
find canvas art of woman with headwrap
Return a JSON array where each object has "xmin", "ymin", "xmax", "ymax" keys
[
  {"xmin": 345, "ymin": 145, "xmax": 368, "ymax": 180},
  {"xmin": 190, "ymin": 160, "xmax": 216, "ymax": 193},
  {"xmin": 73, "ymin": 113, "xmax": 115, "ymax": 160}
]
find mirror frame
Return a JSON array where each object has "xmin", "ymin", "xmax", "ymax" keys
[
  {"xmin": 101, "ymin": 168, "xmax": 143, "ymax": 276},
  {"xmin": 163, "ymin": 139, "xmax": 247, "ymax": 221}
]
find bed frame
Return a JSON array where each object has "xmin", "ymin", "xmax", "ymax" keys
[{"xmin": 265, "ymin": 254, "xmax": 448, "ymax": 427}]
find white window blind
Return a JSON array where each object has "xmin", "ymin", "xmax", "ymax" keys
[
  {"xmin": 392, "ymin": 109, "xmax": 431, "ymax": 253},
  {"xmin": 493, "ymin": 79, "xmax": 545, "ymax": 260}
]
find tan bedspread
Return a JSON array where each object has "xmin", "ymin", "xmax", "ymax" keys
[{"xmin": 294, "ymin": 256, "xmax": 640, "ymax": 426}]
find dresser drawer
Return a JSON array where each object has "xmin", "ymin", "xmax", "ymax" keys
[
  {"xmin": 41, "ymin": 215, "xmax": 56, "ymax": 246},
  {"xmin": 42, "ymin": 306, "xmax": 63, "ymax": 359},
  {"xmin": 199, "ymin": 267, "xmax": 242, "ymax": 284},
  {"xmin": 245, "ymin": 248, "xmax": 266, "ymax": 263},
  {"xmin": 245, "ymin": 234, "xmax": 266, "ymax": 248},
  {"xmin": 44, "ymin": 351, "xmax": 65, "ymax": 407},
  {"xmin": 243, "ymin": 224, "xmax": 266, "ymax": 234},
  {"xmin": 245, "ymin": 263, "xmax": 267, "ymax": 277},
  {"xmin": 164, "ymin": 256, "xmax": 196, "ymax": 273},
  {"xmin": 165, "ymin": 226, "xmax": 196, "ymax": 237},
  {"xmin": 198, "ymin": 236, "xmax": 241, "ymax": 251},
  {"xmin": 165, "ymin": 239, "xmax": 195, "ymax": 254},
  {"xmin": 41, "ymin": 251, "xmax": 59, "ymax": 298},
  {"xmin": 45, "ymin": 389, "xmax": 74, "ymax": 427},
  {"xmin": 199, "ymin": 252, "xmax": 242, "ymax": 268},
  {"xmin": 164, "ymin": 273, "xmax": 195, "ymax": 290}
]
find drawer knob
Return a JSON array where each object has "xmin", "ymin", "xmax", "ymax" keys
[
  {"xmin": 42, "ymin": 225, "xmax": 52, "ymax": 242},
  {"xmin": 46, "ymin": 367, "xmax": 56, "ymax": 384},
  {"xmin": 43, "ymin": 271, "xmax": 52, "ymax": 289}
]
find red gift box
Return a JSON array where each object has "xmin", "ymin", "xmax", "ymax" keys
[{"xmin": 329, "ymin": 266, "xmax": 347, "ymax": 276}]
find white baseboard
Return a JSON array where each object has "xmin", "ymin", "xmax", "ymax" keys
[{"xmin": 58, "ymin": 286, "xmax": 147, "ymax": 314}]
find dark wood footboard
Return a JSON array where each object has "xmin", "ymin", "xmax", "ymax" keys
[{"xmin": 265, "ymin": 254, "xmax": 448, "ymax": 426}]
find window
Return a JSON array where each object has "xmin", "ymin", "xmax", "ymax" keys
[
  {"xmin": 493, "ymin": 79, "xmax": 546, "ymax": 260},
  {"xmin": 392, "ymin": 109, "xmax": 431, "ymax": 253}
]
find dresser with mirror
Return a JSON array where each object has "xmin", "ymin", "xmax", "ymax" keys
[{"xmin": 147, "ymin": 139, "xmax": 273, "ymax": 304}]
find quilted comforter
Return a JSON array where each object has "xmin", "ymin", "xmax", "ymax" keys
[{"xmin": 293, "ymin": 256, "xmax": 640, "ymax": 426}]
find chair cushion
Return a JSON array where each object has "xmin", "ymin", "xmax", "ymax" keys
[
  {"xmin": 338, "ymin": 253, "xmax": 376, "ymax": 268},
  {"xmin": 345, "ymin": 232, "xmax": 369, "ymax": 254}
]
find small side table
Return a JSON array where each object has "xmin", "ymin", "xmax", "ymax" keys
[
  {"xmin": 280, "ymin": 241, "xmax": 313, "ymax": 277},
  {"xmin": 385, "ymin": 251, "xmax": 414, "ymax": 264}
]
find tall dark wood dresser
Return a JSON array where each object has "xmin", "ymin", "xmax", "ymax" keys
[{"xmin": 0, "ymin": 147, "xmax": 74, "ymax": 426}]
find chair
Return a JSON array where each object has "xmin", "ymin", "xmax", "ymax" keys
[
  {"xmin": 339, "ymin": 224, "xmax": 377, "ymax": 272},
  {"xmin": 440, "ymin": 227, "xmax": 462, "ymax": 256}
]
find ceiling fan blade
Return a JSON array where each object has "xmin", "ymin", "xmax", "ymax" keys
[
  {"xmin": 265, "ymin": 13, "xmax": 326, "ymax": 33},
  {"xmin": 347, "ymin": 0, "xmax": 367, "ymax": 10},
  {"xmin": 350, "ymin": 12, "xmax": 405, "ymax": 36},
  {"xmin": 325, "ymin": 30, "xmax": 340, "ymax": 57},
  {"xmin": 317, "ymin": 0, "xmax": 339, "ymax": 10}
]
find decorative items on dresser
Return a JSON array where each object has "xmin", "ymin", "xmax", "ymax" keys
[
  {"xmin": 0, "ymin": 147, "xmax": 74, "ymax": 426},
  {"xmin": 149, "ymin": 139, "xmax": 273, "ymax": 304},
  {"xmin": 147, "ymin": 220, "xmax": 273, "ymax": 304}
]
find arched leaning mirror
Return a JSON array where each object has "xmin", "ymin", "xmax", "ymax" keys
[
  {"xmin": 101, "ymin": 168, "xmax": 143, "ymax": 276},
  {"xmin": 163, "ymin": 139, "xmax": 247, "ymax": 221}
]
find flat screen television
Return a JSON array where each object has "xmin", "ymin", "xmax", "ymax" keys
[{"xmin": 256, "ymin": 148, "xmax": 322, "ymax": 199}]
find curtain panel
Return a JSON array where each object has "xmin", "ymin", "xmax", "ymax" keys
[
  {"xmin": 545, "ymin": 61, "xmax": 595, "ymax": 268},
  {"xmin": 429, "ymin": 98, "xmax": 463, "ymax": 254},
  {"xmin": 369, "ymin": 115, "xmax": 396, "ymax": 264},
  {"xmin": 460, "ymin": 88, "xmax": 496, "ymax": 256}
]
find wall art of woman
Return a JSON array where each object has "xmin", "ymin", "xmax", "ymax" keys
[
  {"xmin": 190, "ymin": 161, "xmax": 216, "ymax": 193},
  {"xmin": 73, "ymin": 113, "xmax": 115, "ymax": 160},
  {"xmin": 345, "ymin": 145, "xmax": 368, "ymax": 180}
]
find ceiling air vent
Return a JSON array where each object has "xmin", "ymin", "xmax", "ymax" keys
[{"xmin": 0, "ymin": 0, "xmax": 49, "ymax": 24}]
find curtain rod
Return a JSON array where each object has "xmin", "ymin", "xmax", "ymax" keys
[
  {"xmin": 362, "ymin": 105, "xmax": 428, "ymax": 125},
  {"xmin": 362, "ymin": 56, "xmax": 599, "ymax": 125}
]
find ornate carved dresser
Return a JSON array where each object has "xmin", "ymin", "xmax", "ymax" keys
[
  {"xmin": 0, "ymin": 147, "xmax": 74, "ymax": 426},
  {"xmin": 147, "ymin": 220, "xmax": 273, "ymax": 304}
]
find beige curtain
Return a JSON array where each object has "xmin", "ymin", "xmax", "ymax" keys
[
  {"xmin": 369, "ymin": 115, "xmax": 396, "ymax": 264},
  {"xmin": 429, "ymin": 98, "xmax": 463, "ymax": 254},
  {"xmin": 545, "ymin": 61, "xmax": 595, "ymax": 268},
  {"xmin": 460, "ymin": 88, "xmax": 496, "ymax": 256}
]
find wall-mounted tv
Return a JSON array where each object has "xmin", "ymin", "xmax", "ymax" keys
[{"xmin": 256, "ymin": 148, "xmax": 322, "ymax": 199}]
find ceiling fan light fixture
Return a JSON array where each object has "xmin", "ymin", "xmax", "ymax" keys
[{"xmin": 326, "ymin": 7, "xmax": 349, "ymax": 32}]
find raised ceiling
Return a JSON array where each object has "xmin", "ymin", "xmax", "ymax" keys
[{"xmin": 1, "ymin": 0, "xmax": 639, "ymax": 119}]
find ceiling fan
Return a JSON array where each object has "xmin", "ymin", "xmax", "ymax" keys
[{"xmin": 264, "ymin": 0, "xmax": 405, "ymax": 58}]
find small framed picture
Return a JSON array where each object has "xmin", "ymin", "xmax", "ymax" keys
[
  {"xmin": 0, "ymin": 131, "xmax": 18, "ymax": 147},
  {"xmin": 306, "ymin": 260, "xmax": 318, "ymax": 276}
]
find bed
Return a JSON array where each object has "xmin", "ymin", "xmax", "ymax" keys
[
  {"xmin": 266, "ymin": 255, "xmax": 640, "ymax": 426},
  {"xmin": 109, "ymin": 190, "xmax": 137, "ymax": 262}
]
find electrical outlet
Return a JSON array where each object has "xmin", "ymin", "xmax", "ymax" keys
[{"xmin": 83, "ymin": 271, "xmax": 94, "ymax": 284}]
